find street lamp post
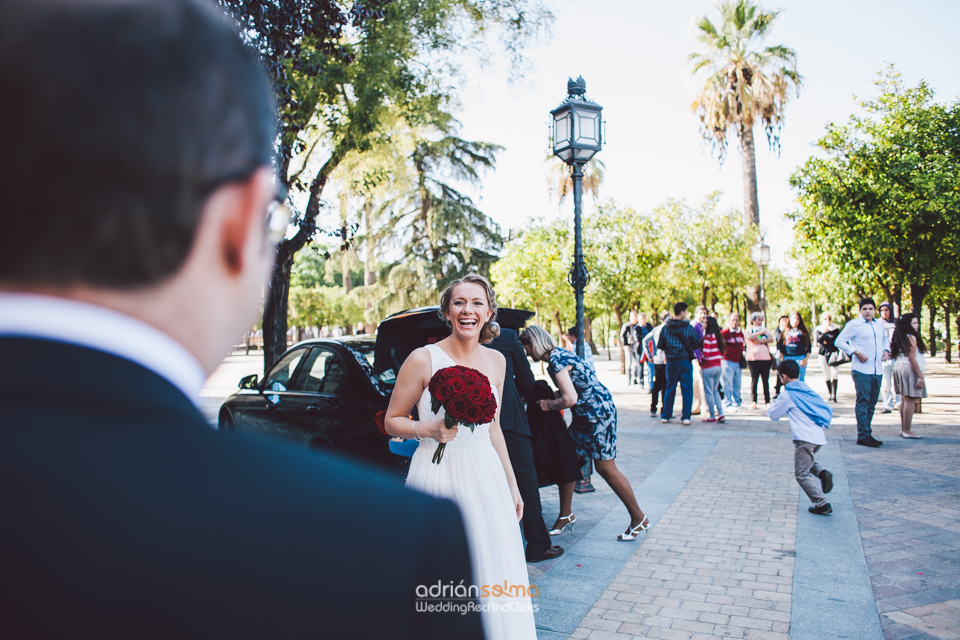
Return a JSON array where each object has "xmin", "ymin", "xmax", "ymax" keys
[
  {"xmin": 751, "ymin": 238, "xmax": 771, "ymax": 314},
  {"xmin": 550, "ymin": 77, "xmax": 603, "ymax": 359}
]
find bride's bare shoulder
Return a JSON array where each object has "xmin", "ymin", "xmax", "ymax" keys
[{"xmin": 485, "ymin": 349, "xmax": 506, "ymax": 387}]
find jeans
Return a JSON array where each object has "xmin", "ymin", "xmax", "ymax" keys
[
  {"xmin": 721, "ymin": 360, "xmax": 742, "ymax": 408},
  {"xmin": 747, "ymin": 359, "xmax": 772, "ymax": 404},
  {"xmin": 881, "ymin": 360, "xmax": 900, "ymax": 409},
  {"xmin": 650, "ymin": 363, "xmax": 667, "ymax": 412},
  {"xmin": 852, "ymin": 371, "xmax": 882, "ymax": 439},
  {"xmin": 645, "ymin": 362, "xmax": 655, "ymax": 390},
  {"xmin": 627, "ymin": 349, "xmax": 640, "ymax": 384},
  {"xmin": 701, "ymin": 365, "xmax": 723, "ymax": 418},
  {"xmin": 783, "ymin": 354, "xmax": 808, "ymax": 381},
  {"xmin": 794, "ymin": 441, "xmax": 826, "ymax": 505},
  {"xmin": 662, "ymin": 359, "xmax": 693, "ymax": 420}
]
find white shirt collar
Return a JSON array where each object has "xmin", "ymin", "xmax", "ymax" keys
[{"xmin": 0, "ymin": 293, "xmax": 206, "ymax": 403}]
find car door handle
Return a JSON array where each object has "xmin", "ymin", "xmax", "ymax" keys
[{"xmin": 306, "ymin": 405, "xmax": 322, "ymax": 413}]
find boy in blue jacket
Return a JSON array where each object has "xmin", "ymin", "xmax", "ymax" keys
[{"xmin": 767, "ymin": 359, "xmax": 835, "ymax": 515}]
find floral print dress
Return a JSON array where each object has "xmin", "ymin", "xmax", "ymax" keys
[{"xmin": 548, "ymin": 348, "xmax": 617, "ymax": 460}]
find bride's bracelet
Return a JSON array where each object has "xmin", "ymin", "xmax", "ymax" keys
[{"xmin": 412, "ymin": 420, "xmax": 422, "ymax": 441}]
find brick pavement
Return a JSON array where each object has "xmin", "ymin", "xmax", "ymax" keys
[{"xmin": 531, "ymin": 352, "xmax": 960, "ymax": 640}]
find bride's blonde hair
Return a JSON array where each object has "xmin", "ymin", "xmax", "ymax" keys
[{"xmin": 438, "ymin": 274, "xmax": 500, "ymax": 343}]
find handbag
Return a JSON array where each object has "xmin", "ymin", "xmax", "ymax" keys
[
  {"xmin": 739, "ymin": 353, "xmax": 748, "ymax": 369},
  {"xmin": 827, "ymin": 350, "xmax": 851, "ymax": 367}
]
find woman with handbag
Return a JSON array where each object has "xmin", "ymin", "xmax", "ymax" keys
[
  {"xmin": 814, "ymin": 312, "xmax": 842, "ymax": 402},
  {"xmin": 745, "ymin": 312, "xmax": 775, "ymax": 409}
]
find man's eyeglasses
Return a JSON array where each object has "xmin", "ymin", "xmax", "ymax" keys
[
  {"xmin": 266, "ymin": 185, "xmax": 292, "ymax": 245},
  {"xmin": 202, "ymin": 169, "xmax": 292, "ymax": 246}
]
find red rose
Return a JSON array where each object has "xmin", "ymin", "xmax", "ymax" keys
[
  {"xmin": 433, "ymin": 383, "xmax": 453, "ymax": 404},
  {"xmin": 466, "ymin": 384, "xmax": 487, "ymax": 403},
  {"xmin": 466, "ymin": 404, "xmax": 483, "ymax": 424},
  {"xmin": 447, "ymin": 396, "xmax": 471, "ymax": 421},
  {"xmin": 448, "ymin": 375, "xmax": 467, "ymax": 395},
  {"xmin": 479, "ymin": 400, "xmax": 497, "ymax": 423}
]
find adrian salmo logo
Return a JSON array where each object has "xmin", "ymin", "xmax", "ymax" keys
[{"xmin": 415, "ymin": 581, "xmax": 540, "ymax": 614}]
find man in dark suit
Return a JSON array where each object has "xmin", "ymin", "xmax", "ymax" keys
[
  {"xmin": 487, "ymin": 327, "xmax": 564, "ymax": 563},
  {"xmin": 0, "ymin": 1, "xmax": 483, "ymax": 638}
]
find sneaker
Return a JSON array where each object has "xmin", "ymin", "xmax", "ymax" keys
[
  {"xmin": 661, "ymin": 418, "xmax": 670, "ymax": 423},
  {"xmin": 681, "ymin": 418, "xmax": 691, "ymax": 425},
  {"xmin": 749, "ymin": 402, "xmax": 758, "ymax": 410},
  {"xmin": 649, "ymin": 409, "xmax": 657, "ymax": 417},
  {"xmin": 881, "ymin": 408, "xmax": 892, "ymax": 414},
  {"xmin": 717, "ymin": 415, "xmax": 726, "ymax": 423},
  {"xmin": 808, "ymin": 502, "xmax": 833, "ymax": 515},
  {"xmin": 856, "ymin": 437, "xmax": 881, "ymax": 448},
  {"xmin": 819, "ymin": 469, "xmax": 833, "ymax": 494},
  {"xmin": 702, "ymin": 417, "xmax": 717, "ymax": 423}
]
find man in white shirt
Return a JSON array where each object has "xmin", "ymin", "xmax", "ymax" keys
[
  {"xmin": 767, "ymin": 359, "xmax": 834, "ymax": 515},
  {"xmin": 0, "ymin": 1, "xmax": 481, "ymax": 638},
  {"xmin": 835, "ymin": 297, "xmax": 891, "ymax": 448}
]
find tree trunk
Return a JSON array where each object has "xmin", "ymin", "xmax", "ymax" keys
[
  {"xmin": 584, "ymin": 316, "xmax": 597, "ymax": 355},
  {"xmin": 740, "ymin": 123, "xmax": 760, "ymax": 227},
  {"xmin": 363, "ymin": 201, "xmax": 376, "ymax": 334},
  {"xmin": 910, "ymin": 282, "xmax": 930, "ymax": 314},
  {"xmin": 613, "ymin": 306, "xmax": 624, "ymax": 373},
  {"xmin": 928, "ymin": 302, "xmax": 937, "ymax": 357},
  {"xmin": 263, "ymin": 249, "xmax": 295, "ymax": 371},
  {"xmin": 945, "ymin": 301, "xmax": 953, "ymax": 364},
  {"xmin": 711, "ymin": 292, "xmax": 718, "ymax": 313},
  {"xmin": 701, "ymin": 284, "xmax": 709, "ymax": 309},
  {"xmin": 553, "ymin": 310, "xmax": 563, "ymax": 342},
  {"xmin": 893, "ymin": 283, "xmax": 903, "ymax": 317}
]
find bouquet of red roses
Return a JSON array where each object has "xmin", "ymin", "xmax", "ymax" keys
[{"xmin": 428, "ymin": 365, "xmax": 497, "ymax": 464}]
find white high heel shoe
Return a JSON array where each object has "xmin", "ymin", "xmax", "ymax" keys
[
  {"xmin": 618, "ymin": 517, "xmax": 650, "ymax": 541},
  {"xmin": 549, "ymin": 514, "xmax": 576, "ymax": 536}
]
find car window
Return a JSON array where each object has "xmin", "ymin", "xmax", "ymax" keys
[
  {"xmin": 292, "ymin": 348, "xmax": 345, "ymax": 394},
  {"xmin": 262, "ymin": 349, "xmax": 305, "ymax": 392}
]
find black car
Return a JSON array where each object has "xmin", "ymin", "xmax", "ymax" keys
[{"xmin": 218, "ymin": 306, "xmax": 534, "ymax": 479}]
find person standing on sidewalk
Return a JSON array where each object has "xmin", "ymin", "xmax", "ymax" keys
[
  {"xmin": 635, "ymin": 313, "xmax": 653, "ymax": 389},
  {"xmin": 773, "ymin": 315, "xmax": 789, "ymax": 399},
  {"xmin": 814, "ymin": 312, "xmax": 842, "ymax": 402},
  {"xmin": 879, "ymin": 302, "xmax": 900, "ymax": 414},
  {"xmin": 644, "ymin": 311, "xmax": 670, "ymax": 417},
  {"xmin": 767, "ymin": 359, "xmax": 834, "ymax": 516},
  {"xmin": 720, "ymin": 313, "xmax": 746, "ymax": 413},
  {"xmin": 745, "ymin": 311, "xmax": 775, "ymax": 409},
  {"xmin": 891, "ymin": 313, "xmax": 927, "ymax": 439},
  {"xmin": 487, "ymin": 327, "xmax": 564, "ymax": 563},
  {"xmin": 690, "ymin": 305, "xmax": 708, "ymax": 415},
  {"xmin": 699, "ymin": 315, "xmax": 726, "ymax": 423},
  {"xmin": 836, "ymin": 297, "xmax": 891, "ymax": 447},
  {"xmin": 777, "ymin": 311, "xmax": 812, "ymax": 381},
  {"xmin": 657, "ymin": 302, "xmax": 702, "ymax": 425},
  {"xmin": 620, "ymin": 311, "xmax": 640, "ymax": 385}
]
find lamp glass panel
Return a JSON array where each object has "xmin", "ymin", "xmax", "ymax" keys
[
  {"xmin": 553, "ymin": 111, "xmax": 571, "ymax": 153},
  {"xmin": 575, "ymin": 111, "xmax": 600, "ymax": 146},
  {"xmin": 573, "ymin": 147, "xmax": 597, "ymax": 161}
]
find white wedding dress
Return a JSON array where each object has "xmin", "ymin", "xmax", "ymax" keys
[{"xmin": 406, "ymin": 344, "xmax": 537, "ymax": 640}]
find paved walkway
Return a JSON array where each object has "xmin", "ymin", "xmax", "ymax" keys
[
  {"xmin": 533, "ymin": 351, "xmax": 960, "ymax": 640},
  {"xmin": 201, "ymin": 348, "xmax": 960, "ymax": 639}
]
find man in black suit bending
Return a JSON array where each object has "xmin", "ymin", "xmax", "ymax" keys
[
  {"xmin": 487, "ymin": 328, "xmax": 564, "ymax": 563},
  {"xmin": 0, "ymin": 1, "xmax": 482, "ymax": 638}
]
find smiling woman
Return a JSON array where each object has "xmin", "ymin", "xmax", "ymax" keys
[{"xmin": 383, "ymin": 274, "xmax": 536, "ymax": 640}]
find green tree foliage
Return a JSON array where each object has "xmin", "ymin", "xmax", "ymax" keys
[
  {"xmin": 490, "ymin": 220, "xmax": 574, "ymax": 335},
  {"xmin": 689, "ymin": 0, "xmax": 801, "ymax": 227},
  {"xmin": 790, "ymin": 66, "xmax": 960, "ymax": 313},
  {"xmin": 219, "ymin": 0, "xmax": 551, "ymax": 366}
]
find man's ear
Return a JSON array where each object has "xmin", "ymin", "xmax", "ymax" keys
[{"xmin": 217, "ymin": 168, "xmax": 275, "ymax": 275}]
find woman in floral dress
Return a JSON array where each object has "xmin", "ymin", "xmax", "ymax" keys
[{"xmin": 520, "ymin": 325, "xmax": 650, "ymax": 541}]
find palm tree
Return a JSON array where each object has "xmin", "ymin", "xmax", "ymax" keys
[
  {"xmin": 546, "ymin": 156, "xmax": 605, "ymax": 204},
  {"xmin": 689, "ymin": 0, "xmax": 801, "ymax": 227}
]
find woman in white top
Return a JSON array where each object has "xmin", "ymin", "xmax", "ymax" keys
[{"xmin": 890, "ymin": 313, "xmax": 927, "ymax": 439}]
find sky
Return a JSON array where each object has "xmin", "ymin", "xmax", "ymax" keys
[{"xmin": 447, "ymin": 0, "xmax": 960, "ymax": 272}]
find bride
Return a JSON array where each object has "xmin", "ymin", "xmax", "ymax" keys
[{"xmin": 385, "ymin": 274, "xmax": 537, "ymax": 640}]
